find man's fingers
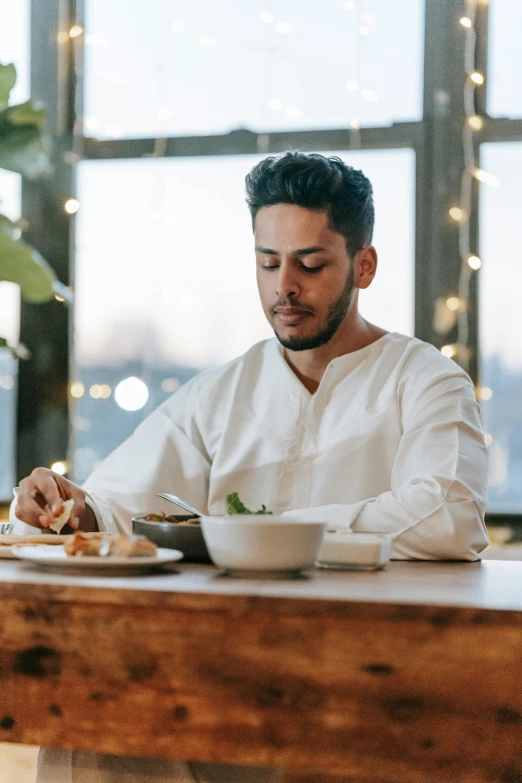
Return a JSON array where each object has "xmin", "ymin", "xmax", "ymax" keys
[
  {"xmin": 19, "ymin": 469, "xmax": 86, "ymax": 530},
  {"xmin": 56, "ymin": 482, "xmax": 67, "ymax": 501},
  {"xmin": 71, "ymin": 494, "xmax": 86, "ymax": 530},
  {"xmin": 33, "ymin": 475, "xmax": 63, "ymax": 516},
  {"xmin": 30, "ymin": 489, "xmax": 51, "ymax": 511},
  {"xmin": 17, "ymin": 485, "xmax": 50, "ymax": 517},
  {"xmin": 15, "ymin": 496, "xmax": 52, "ymax": 528}
]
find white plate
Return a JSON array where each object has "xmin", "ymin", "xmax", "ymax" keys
[
  {"xmin": 11, "ymin": 545, "xmax": 183, "ymax": 574},
  {"xmin": 0, "ymin": 535, "xmax": 71, "ymax": 559}
]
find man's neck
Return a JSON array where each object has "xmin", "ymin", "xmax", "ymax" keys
[{"xmin": 283, "ymin": 315, "xmax": 388, "ymax": 394}]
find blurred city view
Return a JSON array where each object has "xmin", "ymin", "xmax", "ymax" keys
[{"xmin": 71, "ymin": 355, "xmax": 199, "ymax": 483}]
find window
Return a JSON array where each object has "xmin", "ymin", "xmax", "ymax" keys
[
  {"xmin": 71, "ymin": 148, "xmax": 414, "ymax": 481},
  {"xmin": 480, "ymin": 142, "xmax": 522, "ymax": 513},
  {"xmin": 0, "ymin": 0, "xmax": 30, "ymax": 104},
  {"xmin": 0, "ymin": 0, "xmax": 29, "ymax": 499},
  {"xmin": 487, "ymin": 0, "xmax": 522, "ymax": 119},
  {"xmin": 24, "ymin": 0, "xmax": 522, "ymax": 527},
  {"xmin": 83, "ymin": 0, "xmax": 424, "ymax": 139}
]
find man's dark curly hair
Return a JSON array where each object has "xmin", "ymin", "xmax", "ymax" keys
[{"xmin": 245, "ymin": 151, "xmax": 374, "ymax": 258}]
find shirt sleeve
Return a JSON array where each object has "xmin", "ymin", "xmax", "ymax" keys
[
  {"xmin": 282, "ymin": 368, "xmax": 489, "ymax": 561},
  {"xmin": 8, "ymin": 484, "xmax": 115, "ymax": 534},
  {"xmin": 8, "ymin": 384, "xmax": 211, "ymax": 536},
  {"xmin": 80, "ymin": 381, "xmax": 211, "ymax": 535},
  {"xmin": 8, "ymin": 488, "xmax": 42, "ymax": 535}
]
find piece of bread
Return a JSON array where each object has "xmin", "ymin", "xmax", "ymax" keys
[
  {"xmin": 47, "ymin": 498, "xmax": 75, "ymax": 533},
  {"xmin": 64, "ymin": 531, "xmax": 111, "ymax": 557},
  {"xmin": 109, "ymin": 535, "xmax": 157, "ymax": 558}
]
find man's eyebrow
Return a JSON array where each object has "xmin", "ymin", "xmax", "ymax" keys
[
  {"xmin": 255, "ymin": 246, "xmax": 326, "ymax": 256},
  {"xmin": 294, "ymin": 246, "xmax": 326, "ymax": 256},
  {"xmin": 255, "ymin": 246, "xmax": 278, "ymax": 255}
]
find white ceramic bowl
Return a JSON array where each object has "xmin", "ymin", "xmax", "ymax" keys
[{"xmin": 201, "ymin": 515, "xmax": 327, "ymax": 576}]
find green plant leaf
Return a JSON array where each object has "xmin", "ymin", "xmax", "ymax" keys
[
  {"xmin": 0, "ymin": 103, "xmax": 52, "ymax": 178},
  {"xmin": 0, "ymin": 229, "xmax": 57, "ymax": 302},
  {"xmin": 7, "ymin": 100, "xmax": 47, "ymax": 129},
  {"xmin": 0, "ymin": 63, "xmax": 16, "ymax": 111}
]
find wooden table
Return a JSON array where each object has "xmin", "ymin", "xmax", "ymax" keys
[{"xmin": 0, "ymin": 559, "xmax": 521, "ymax": 783}]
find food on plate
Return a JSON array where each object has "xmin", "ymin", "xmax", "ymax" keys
[
  {"xmin": 225, "ymin": 492, "xmax": 272, "ymax": 515},
  {"xmin": 46, "ymin": 498, "xmax": 75, "ymax": 533},
  {"xmin": 144, "ymin": 512, "xmax": 200, "ymax": 525},
  {"xmin": 64, "ymin": 531, "xmax": 111, "ymax": 557},
  {"xmin": 109, "ymin": 535, "xmax": 157, "ymax": 557},
  {"xmin": 64, "ymin": 530, "xmax": 157, "ymax": 558}
]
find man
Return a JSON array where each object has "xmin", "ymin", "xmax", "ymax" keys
[{"xmin": 12, "ymin": 152, "xmax": 489, "ymax": 781}]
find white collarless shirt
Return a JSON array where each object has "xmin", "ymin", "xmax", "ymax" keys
[{"xmin": 15, "ymin": 331, "xmax": 486, "ymax": 562}]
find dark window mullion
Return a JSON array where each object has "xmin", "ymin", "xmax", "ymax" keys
[
  {"xmin": 17, "ymin": 0, "xmax": 77, "ymax": 481},
  {"xmin": 81, "ymin": 122, "xmax": 422, "ymax": 162}
]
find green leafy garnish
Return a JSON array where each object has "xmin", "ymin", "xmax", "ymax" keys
[{"xmin": 225, "ymin": 492, "xmax": 272, "ymax": 515}]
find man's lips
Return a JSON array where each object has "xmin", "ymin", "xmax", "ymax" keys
[{"xmin": 273, "ymin": 307, "xmax": 313, "ymax": 325}]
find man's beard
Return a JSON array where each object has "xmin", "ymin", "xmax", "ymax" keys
[{"xmin": 273, "ymin": 265, "xmax": 356, "ymax": 352}]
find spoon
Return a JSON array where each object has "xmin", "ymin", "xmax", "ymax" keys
[{"xmin": 155, "ymin": 493, "xmax": 207, "ymax": 518}]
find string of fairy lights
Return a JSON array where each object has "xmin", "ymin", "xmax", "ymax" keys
[{"xmin": 436, "ymin": 0, "xmax": 496, "ymax": 391}]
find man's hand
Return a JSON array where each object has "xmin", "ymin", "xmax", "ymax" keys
[{"xmin": 15, "ymin": 468, "xmax": 86, "ymax": 530}]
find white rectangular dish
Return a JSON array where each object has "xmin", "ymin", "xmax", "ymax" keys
[{"xmin": 316, "ymin": 531, "xmax": 393, "ymax": 571}]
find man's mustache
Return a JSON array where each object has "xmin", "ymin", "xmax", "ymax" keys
[{"xmin": 269, "ymin": 297, "xmax": 315, "ymax": 316}]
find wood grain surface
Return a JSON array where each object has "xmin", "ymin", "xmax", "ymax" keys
[
  {"xmin": 282, "ymin": 773, "xmax": 394, "ymax": 783},
  {"xmin": 0, "ymin": 560, "xmax": 521, "ymax": 782}
]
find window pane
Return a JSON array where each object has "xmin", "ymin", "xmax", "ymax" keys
[
  {"xmin": 71, "ymin": 149, "xmax": 414, "ymax": 482},
  {"xmin": 83, "ymin": 0, "xmax": 424, "ymax": 139},
  {"xmin": 487, "ymin": 0, "xmax": 522, "ymax": 119},
  {"xmin": 480, "ymin": 142, "xmax": 522, "ymax": 513},
  {"xmin": 0, "ymin": 0, "xmax": 30, "ymax": 104},
  {"xmin": 0, "ymin": 0, "xmax": 29, "ymax": 499}
]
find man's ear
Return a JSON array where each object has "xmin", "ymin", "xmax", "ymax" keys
[{"xmin": 356, "ymin": 245, "xmax": 378, "ymax": 290}]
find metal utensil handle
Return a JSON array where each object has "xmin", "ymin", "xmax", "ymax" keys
[{"xmin": 156, "ymin": 493, "xmax": 205, "ymax": 518}]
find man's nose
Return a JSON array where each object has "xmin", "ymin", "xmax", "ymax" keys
[{"xmin": 275, "ymin": 261, "xmax": 300, "ymax": 299}]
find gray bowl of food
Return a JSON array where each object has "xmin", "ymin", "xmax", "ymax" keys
[{"xmin": 132, "ymin": 513, "xmax": 211, "ymax": 563}]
